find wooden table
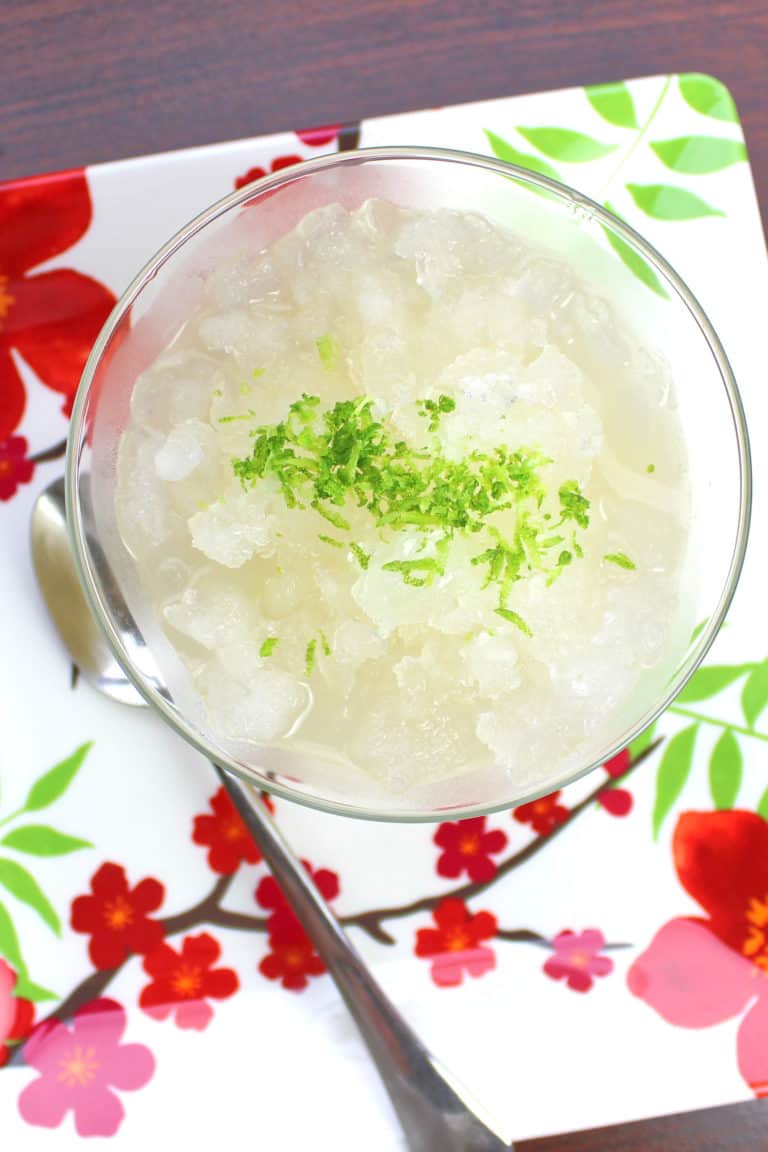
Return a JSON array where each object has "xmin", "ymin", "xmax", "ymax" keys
[{"xmin": 3, "ymin": 2, "xmax": 767, "ymax": 1147}]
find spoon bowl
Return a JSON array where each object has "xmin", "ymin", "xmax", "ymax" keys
[{"xmin": 31, "ymin": 477, "xmax": 144, "ymax": 707}]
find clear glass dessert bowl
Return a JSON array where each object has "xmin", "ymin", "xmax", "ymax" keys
[{"xmin": 66, "ymin": 147, "xmax": 751, "ymax": 821}]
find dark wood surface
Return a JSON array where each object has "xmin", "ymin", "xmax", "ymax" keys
[
  {"xmin": 519, "ymin": 1098, "xmax": 768, "ymax": 1151},
  {"xmin": 2, "ymin": 0, "xmax": 767, "ymax": 235},
  {"xmin": 3, "ymin": 2, "xmax": 768, "ymax": 1148}
]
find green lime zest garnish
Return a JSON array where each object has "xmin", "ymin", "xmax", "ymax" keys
[
  {"xmin": 545, "ymin": 548, "xmax": 574, "ymax": 588},
  {"xmin": 305, "ymin": 631, "xmax": 331, "ymax": 674},
  {"xmin": 259, "ymin": 637, "xmax": 279, "ymax": 658},
  {"xmin": 305, "ymin": 639, "xmax": 317, "ymax": 676},
  {"xmin": 253, "ymin": 367, "xmax": 265, "ymax": 379},
  {"xmin": 316, "ymin": 334, "xmax": 339, "ymax": 371},
  {"xmin": 558, "ymin": 480, "xmax": 590, "ymax": 529},
  {"xmin": 416, "ymin": 393, "xmax": 456, "ymax": 433},
  {"xmin": 646, "ymin": 463, "xmax": 655, "ymax": 473},
  {"xmin": 231, "ymin": 394, "xmax": 592, "ymax": 632},
  {"xmin": 219, "ymin": 409, "xmax": 257, "ymax": 424},
  {"xmin": 318, "ymin": 534, "xmax": 343, "ymax": 548},
  {"xmin": 382, "ymin": 557, "xmax": 445, "ymax": 588},
  {"xmin": 604, "ymin": 552, "xmax": 637, "ymax": 570},
  {"xmin": 494, "ymin": 607, "xmax": 533, "ymax": 637},
  {"xmin": 350, "ymin": 543, "xmax": 370, "ymax": 570},
  {"xmin": 312, "ymin": 500, "xmax": 351, "ymax": 531}
]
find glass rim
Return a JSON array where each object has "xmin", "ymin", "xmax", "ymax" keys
[{"xmin": 66, "ymin": 145, "xmax": 753, "ymax": 822}]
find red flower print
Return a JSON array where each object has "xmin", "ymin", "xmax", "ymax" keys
[
  {"xmin": 235, "ymin": 155, "xmax": 304, "ymax": 190},
  {"xmin": 0, "ymin": 959, "xmax": 34, "ymax": 1067},
  {"xmin": 192, "ymin": 786, "xmax": 273, "ymax": 874},
  {"xmin": 598, "ymin": 788, "xmax": 633, "ymax": 817},
  {"xmin": 415, "ymin": 898, "xmax": 497, "ymax": 988},
  {"xmin": 434, "ymin": 817, "xmax": 508, "ymax": 882},
  {"xmin": 140, "ymin": 932, "xmax": 238, "ymax": 1030},
  {"xmin": 0, "ymin": 435, "xmax": 34, "ymax": 502},
  {"xmin": 255, "ymin": 860, "xmax": 339, "ymax": 919},
  {"xmin": 596, "ymin": 748, "xmax": 634, "ymax": 816},
  {"xmin": 0, "ymin": 171, "xmax": 116, "ymax": 440},
  {"xmin": 259, "ymin": 913, "xmax": 326, "ymax": 991},
  {"xmin": 295, "ymin": 125, "xmax": 341, "ymax": 147},
  {"xmin": 543, "ymin": 929, "xmax": 614, "ymax": 992},
  {"xmin": 18, "ymin": 998, "xmax": 153, "ymax": 1137},
  {"xmin": 629, "ymin": 810, "xmax": 768, "ymax": 1099},
  {"xmin": 513, "ymin": 791, "xmax": 569, "ymax": 835},
  {"xmin": 603, "ymin": 749, "xmax": 630, "ymax": 778},
  {"xmin": 71, "ymin": 862, "xmax": 164, "ymax": 970},
  {"xmin": 255, "ymin": 860, "xmax": 340, "ymax": 992}
]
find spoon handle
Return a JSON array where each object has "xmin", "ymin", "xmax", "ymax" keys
[{"xmin": 216, "ymin": 765, "xmax": 512, "ymax": 1152}]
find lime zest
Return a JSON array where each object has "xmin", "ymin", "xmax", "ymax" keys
[
  {"xmin": 318, "ymin": 534, "xmax": 343, "ymax": 548},
  {"xmin": 316, "ymin": 334, "xmax": 339, "ymax": 371},
  {"xmin": 558, "ymin": 480, "xmax": 590, "ymax": 529},
  {"xmin": 253, "ymin": 367, "xmax": 265, "ymax": 379},
  {"xmin": 604, "ymin": 552, "xmax": 637, "ymax": 570},
  {"xmin": 494, "ymin": 607, "xmax": 533, "ymax": 637},
  {"xmin": 312, "ymin": 500, "xmax": 351, "ymax": 531},
  {"xmin": 305, "ymin": 630, "xmax": 331, "ymax": 673},
  {"xmin": 305, "ymin": 639, "xmax": 317, "ymax": 676},
  {"xmin": 219, "ymin": 409, "xmax": 257, "ymax": 424},
  {"xmin": 350, "ymin": 543, "xmax": 370, "ymax": 570},
  {"xmin": 231, "ymin": 394, "xmax": 592, "ymax": 621},
  {"xmin": 382, "ymin": 557, "xmax": 445, "ymax": 588},
  {"xmin": 259, "ymin": 637, "xmax": 279, "ymax": 658},
  {"xmin": 416, "ymin": 393, "xmax": 456, "ymax": 433},
  {"xmin": 646, "ymin": 463, "xmax": 655, "ymax": 473}
]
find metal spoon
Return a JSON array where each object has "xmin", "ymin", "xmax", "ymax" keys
[{"xmin": 31, "ymin": 476, "xmax": 511, "ymax": 1152}]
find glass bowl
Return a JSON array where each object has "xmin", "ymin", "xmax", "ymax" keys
[{"xmin": 66, "ymin": 147, "xmax": 751, "ymax": 821}]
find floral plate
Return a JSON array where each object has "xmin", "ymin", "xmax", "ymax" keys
[{"xmin": 1, "ymin": 74, "xmax": 767, "ymax": 1148}]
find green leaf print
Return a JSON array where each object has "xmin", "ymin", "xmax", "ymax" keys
[
  {"xmin": 741, "ymin": 661, "xmax": 768, "ymax": 728},
  {"xmin": 679, "ymin": 74, "xmax": 739, "ymax": 123},
  {"xmin": 0, "ymin": 859, "xmax": 61, "ymax": 935},
  {"xmin": 758, "ymin": 788, "xmax": 768, "ymax": 822},
  {"xmin": 0, "ymin": 898, "xmax": 25, "ymax": 974},
  {"xmin": 626, "ymin": 183, "xmax": 725, "ymax": 220},
  {"xmin": 23, "ymin": 741, "xmax": 92, "ymax": 813},
  {"xmin": 708, "ymin": 728, "xmax": 742, "ymax": 809},
  {"xmin": 674, "ymin": 664, "xmax": 750, "ymax": 703},
  {"xmin": 650, "ymin": 135, "xmax": 747, "ymax": 174},
  {"xmin": 690, "ymin": 619, "xmax": 709, "ymax": 644},
  {"xmin": 601, "ymin": 201, "xmax": 668, "ymax": 297},
  {"xmin": 516, "ymin": 126, "xmax": 617, "ymax": 162},
  {"xmin": 1, "ymin": 825, "xmax": 93, "ymax": 856},
  {"xmin": 653, "ymin": 723, "xmax": 699, "ymax": 838},
  {"xmin": 483, "ymin": 130, "xmax": 561, "ymax": 180},
  {"xmin": 585, "ymin": 82, "xmax": 638, "ymax": 129},
  {"xmin": 13, "ymin": 975, "xmax": 58, "ymax": 1003}
]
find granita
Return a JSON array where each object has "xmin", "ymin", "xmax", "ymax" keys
[{"xmin": 115, "ymin": 200, "xmax": 690, "ymax": 793}]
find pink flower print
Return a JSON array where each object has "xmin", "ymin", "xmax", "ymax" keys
[
  {"xmin": 543, "ymin": 928, "xmax": 614, "ymax": 992},
  {"xmin": 18, "ymin": 998, "xmax": 154, "ymax": 1137},
  {"xmin": 629, "ymin": 810, "xmax": 768, "ymax": 1099}
]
